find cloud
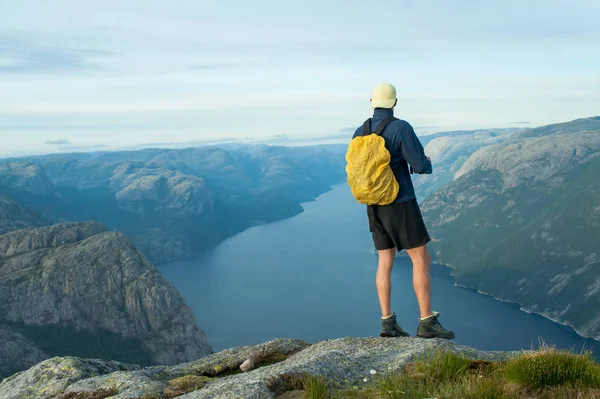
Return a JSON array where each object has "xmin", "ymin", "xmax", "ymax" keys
[
  {"xmin": 45, "ymin": 139, "xmax": 71, "ymax": 145},
  {"xmin": 0, "ymin": 36, "xmax": 113, "ymax": 74},
  {"xmin": 508, "ymin": 121, "xmax": 531, "ymax": 125}
]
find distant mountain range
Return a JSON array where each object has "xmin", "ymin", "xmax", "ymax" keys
[
  {"xmin": 0, "ymin": 144, "xmax": 346, "ymax": 263},
  {"xmin": 421, "ymin": 116, "xmax": 600, "ymax": 341},
  {"xmin": 413, "ymin": 127, "xmax": 524, "ymax": 198}
]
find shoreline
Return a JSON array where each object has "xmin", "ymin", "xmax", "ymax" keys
[{"xmin": 434, "ymin": 260, "xmax": 600, "ymax": 344}]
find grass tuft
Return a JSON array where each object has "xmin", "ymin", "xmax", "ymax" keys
[
  {"xmin": 377, "ymin": 373, "xmax": 429, "ymax": 398},
  {"xmin": 504, "ymin": 346, "xmax": 600, "ymax": 389},
  {"xmin": 301, "ymin": 374, "xmax": 328, "ymax": 399},
  {"xmin": 411, "ymin": 349, "xmax": 473, "ymax": 382}
]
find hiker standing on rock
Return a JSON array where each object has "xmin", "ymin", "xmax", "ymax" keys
[{"xmin": 346, "ymin": 82, "xmax": 455, "ymax": 340}]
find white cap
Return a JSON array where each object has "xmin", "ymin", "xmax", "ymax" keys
[{"xmin": 370, "ymin": 82, "xmax": 397, "ymax": 109}]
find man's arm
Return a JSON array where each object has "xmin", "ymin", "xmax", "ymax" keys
[{"xmin": 399, "ymin": 123, "xmax": 432, "ymax": 174}]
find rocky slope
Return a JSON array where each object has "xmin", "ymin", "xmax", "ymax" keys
[
  {"xmin": 0, "ymin": 144, "xmax": 346, "ymax": 263},
  {"xmin": 0, "ymin": 222, "xmax": 212, "ymax": 375},
  {"xmin": 412, "ymin": 127, "xmax": 521, "ymax": 199},
  {"xmin": 0, "ymin": 337, "xmax": 517, "ymax": 399},
  {"xmin": 421, "ymin": 117, "xmax": 600, "ymax": 341}
]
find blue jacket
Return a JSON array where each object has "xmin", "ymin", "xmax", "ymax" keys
[{"xmin": 353, "ymin": 108, "xmax": 432, "ymax": 203}]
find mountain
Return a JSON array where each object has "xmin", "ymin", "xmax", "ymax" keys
[
  {"xmin": 0, "ymin": 163, "xmax": 55, "ymax": 196},
  {"xmin": 0, "ymin": 144, "xmax": 346, "ymax": 263},
  {"xmin": 0, "ymin": 337, "xmax": 516, "ymax": 398},
  {"xmin": 413, "ymin": 127, "xmax": 522, "ymax": 198},
  {"xmin": 421, "ymin": 117, "xmax": 600, "ymax": 341},
  {"xmin": 0, "ymin": 222, "xmax": 212, "ymax": 376}
]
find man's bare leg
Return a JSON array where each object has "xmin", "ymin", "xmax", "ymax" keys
[
  {"xmin": 376, "ymin": 248, "xmax": 396, "ymax": 318},
  {"xmin": 405, "ymin": 244, "xmax": 432, "ymax": 318}
]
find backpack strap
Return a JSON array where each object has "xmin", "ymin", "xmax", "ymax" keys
[
  {"xmin": 362, "ymin": 116, "xmax": 397, "ymax": 136},
  {"xmin": 362, "ymin": 119, "xmax": 371, "ymax": 135},
  {"xmin": 374, "ymin": 116, "xmax": 397, "ymax": 136}
]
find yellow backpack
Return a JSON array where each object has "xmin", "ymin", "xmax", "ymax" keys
[{"xmin": 346, "ymin": 116, "xmax": 399, "ymax": 205}]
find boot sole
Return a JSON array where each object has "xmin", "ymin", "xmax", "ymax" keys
[
  {"xmin": 380, "ymin": 332, "xmax": 410, "ymax": 338},
  {"xmin": 416, "ymin": 332, "xmax": 455, "ymax": 340}
]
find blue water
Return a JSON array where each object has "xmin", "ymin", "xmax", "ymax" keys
[{"xmin": 159, "ymin": 184, "xmax": 600, "ymax": 358}]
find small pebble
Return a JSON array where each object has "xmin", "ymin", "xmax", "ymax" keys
[
  {"xmin": 363, "ymin": 378, "xmax": 368, "ymax": 382},
  {"xmin": 370, "ymin": 369, "xmax": 377, "ymax": 375}
]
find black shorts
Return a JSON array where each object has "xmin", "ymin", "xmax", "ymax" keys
[{"xmin": 367, "ymin": 199, "xmax": 431, "ymax": 252}]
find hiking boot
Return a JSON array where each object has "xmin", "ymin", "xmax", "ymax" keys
[
  {"xmin": 416, "ymin": 311, "xmax": 455, "ymax": 339},
  {"xmin": 380, "ymin": 313, "xmax": 409, "ymax": 337}
]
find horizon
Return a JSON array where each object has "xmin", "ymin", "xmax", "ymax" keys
[
  {"xmin": 1, "ymin": 115, "xmax": 598, "ymax": 158},
  {"xmin": 1, "ymin": 1, "xmax": 599, "ymax": 155}
]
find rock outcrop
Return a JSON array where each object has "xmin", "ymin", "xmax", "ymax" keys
[
  {"xmin": 0, "ymin": 337, "xmax": 517, "ymax": 399},
  {"xmin": 0, "ymin": 222, "xmax": 212, "ymax": 375}
]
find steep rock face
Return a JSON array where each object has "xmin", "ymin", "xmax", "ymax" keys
[
  {"xmin": 422, "ymin": 118, "xmax": 600, "ymax": 341},
  {"xmin": 0, "ymin": 222, "xmax": 212, "ymax": 375},
  {"xmin": 0, "ymin": 337, "xmax": 516, "ymax": 399}
]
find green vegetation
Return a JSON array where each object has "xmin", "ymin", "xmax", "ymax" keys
[
  {"xmin": 163, "ymin": 375, "xmax": 212, "ymax": 398},
  {"xmin": 301, "ymin": 375, "xmax": 328, "ymax": 399},
  {"xmin": 504, "ymin": 345, "xmax": 600, "ymax": 389},
  {"xmin": 290, "ymin": 348, "xmax": 600, "ymax": 399},
  {"xmin": 411, "ymin": 349, "xmax": 474, "ymax": 381},
  {"xmin": 6, "ymin": 323, "xmax": 154, "ymax": 366}
]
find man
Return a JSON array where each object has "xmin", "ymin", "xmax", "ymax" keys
[{"xmin": 352, "ymin": 82, "xmax": 455, "ymax": 339}]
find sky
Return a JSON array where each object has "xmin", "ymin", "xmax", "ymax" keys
[{"xmin": 0, "ymin": 0, "xmax": 599, "ymax": 156}]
